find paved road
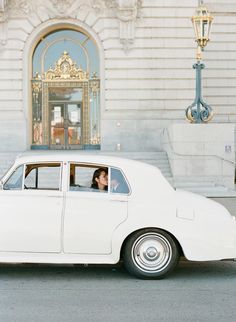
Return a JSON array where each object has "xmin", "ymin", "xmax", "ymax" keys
[{"xmin": 0, "ymin": 260, "xmax": 236, "ymax": 322}]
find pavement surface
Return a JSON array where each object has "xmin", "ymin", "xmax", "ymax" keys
[{"xmin": 0, "ymin": 259, "xmax": 236, "ymax": 322}]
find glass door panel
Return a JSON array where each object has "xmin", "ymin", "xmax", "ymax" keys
[
  {"xmin": 50, "ymin": 103, "xmax": 82, "ymax": 149},
  {"xmin": 50, "ymin": 104, "xmax": 65, "ymax": 148},
  {"xmin": 67, "ymin": 103, "xmax": 82, "ymax": 147}
]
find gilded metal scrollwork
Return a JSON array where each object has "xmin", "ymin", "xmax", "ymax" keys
[
  {"xmin": 31, "ymin": 51, "xmax": 100, "ymax": 148},
  {"xmin": 44, "ymin": 51, "xmax": 89, "ymax": 81}
]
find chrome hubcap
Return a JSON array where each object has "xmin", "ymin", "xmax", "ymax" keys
[
  {"xmin": 144, "ymin": 247, "xmax": 159, "ymax": 261},
  {"xmin": 132, "ymin": 233, "xmax": 172, "ymax": 273}
]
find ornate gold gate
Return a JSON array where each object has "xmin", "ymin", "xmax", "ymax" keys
[{"xmin": 31, "ymin": 51, "xmax": 100, "ymax": 149}]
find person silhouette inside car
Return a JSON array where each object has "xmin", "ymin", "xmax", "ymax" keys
[{"xmin": 110, "ymin": 168, "xmax": 129, "ymax": 194}]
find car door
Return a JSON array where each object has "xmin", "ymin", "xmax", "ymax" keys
[
  {"xmin": 63, "ymin": 163, "xmax": 129, "ymax": 254},
  {"xmin": 0, "ymin": 162, "xmax": 63, "ymax": 253}
]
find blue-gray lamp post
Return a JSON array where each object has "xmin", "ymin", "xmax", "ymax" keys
[{"xmin": 186, "ymin": 4, "xmax": 214, "ymax": 123}]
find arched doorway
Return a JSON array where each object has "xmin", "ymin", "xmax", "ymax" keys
[{"xmin": 31, "ymin": 29, "xmax": 100, "ymax": 150}]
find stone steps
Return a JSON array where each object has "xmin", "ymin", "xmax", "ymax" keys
[{"xmin": 173, "ymin": 179, "xmax": 236, "ymax": 197}]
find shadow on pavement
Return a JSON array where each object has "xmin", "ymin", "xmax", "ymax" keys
[
  {"xmin": 0, "ymin": 259, "xmax": 235, "ymax": 280},
  {"xmin": 173, "ymin": 258, "xmax": 236, "ymax": 279}
]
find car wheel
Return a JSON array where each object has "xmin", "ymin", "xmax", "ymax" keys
[{"xmin": 123, "ymin": 228, "xmax": 180, "ymax": 279}]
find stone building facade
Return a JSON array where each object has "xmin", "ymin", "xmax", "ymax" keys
[{"xmin": 0, "ymin": 0, "xmax": 236, "ymax": 189}]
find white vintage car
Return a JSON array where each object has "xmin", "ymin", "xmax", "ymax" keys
[{"xmin": 0, "ymin": 153, "xmax": 235, "ymax": 279}]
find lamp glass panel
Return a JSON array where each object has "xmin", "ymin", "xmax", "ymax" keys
[{"xmin": 194, "ymin": 19, "xmax": 201, "ymax": 39}]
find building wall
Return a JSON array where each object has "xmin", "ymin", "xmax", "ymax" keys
[{"xmin": 0, "ymin": 0, "xmax": 236, "ymax": 154}]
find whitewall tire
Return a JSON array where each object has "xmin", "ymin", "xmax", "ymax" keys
[{"xmin": 123, "ymin": 228, "xmax": 180, "ymax": 279}]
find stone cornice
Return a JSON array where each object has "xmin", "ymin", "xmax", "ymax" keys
[{"xmin": 0, "ymin": 0, "xmax": 142, "ymax": 49}]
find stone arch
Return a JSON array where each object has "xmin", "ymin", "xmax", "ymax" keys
[{"xmin": 23, "ymin": 19, "xmax": 105, "ymax": 149}]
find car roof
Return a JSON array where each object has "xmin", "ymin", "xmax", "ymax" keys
[
  {"xmin": 13, "ymin": 151, "xmax": 157, "ymax": 170},
  {"xmin": 4, "ymin": 152, "xmax": 173, "ymax": 197}
]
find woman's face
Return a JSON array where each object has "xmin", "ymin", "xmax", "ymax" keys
[{"xmin": 96, "ymin": 171, "xmax": 108, "ymax": 188}]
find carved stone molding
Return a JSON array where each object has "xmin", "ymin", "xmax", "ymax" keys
[
  {"xmin": 0, "ymin": 0, "xmax": 142, "ymax": 50},
  {"xmin": 0, "ymin": 0, "xmax": 32, "ymax": 47},
  {"xmin": 45, "ymin": 0, "xmax": 77, "ymax": 18},
  {"xmin": 1, "ymin": 0, "xmax": 32, "ymax": 28},
  {"xmin": 7, "ymin": 0, "xmax": 33, "ymax": 17},
  {"xmin": 91, "ymin": 0, "xmax": 117, "ymax": 13},
  {"xmin": 116, "ymin": 0, "xmax": 142, "ymax": 50},
  {"xmin": 51, "ymin": 0, "xmax": 74, "ymax": 15},
  {"xmin": 44, "ymin": 0, "xmax": 118, "ymax": 18}
]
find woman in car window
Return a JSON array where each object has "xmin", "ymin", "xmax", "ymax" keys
[{"xmin": 91, "ymin": 168, "xmax": 108, "ymax": 191}]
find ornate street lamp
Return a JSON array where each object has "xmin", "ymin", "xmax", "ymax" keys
[{"xmin": 186, "ymin": 3, "xmax": 214, "ymax": 123}]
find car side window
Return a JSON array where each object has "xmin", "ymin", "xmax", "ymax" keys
[
  {"xmin": 3, "ymin": 165, "xmax": 24, "ymax": 190},
  {"xmin": 69, "ymin": 163, "xmax": 108, "ymax": 192},
  {"xmin": 24, "ymin": 163, "xmax": 61, "ymax": 190},
  {"xmin": 110, "ymin": 168, "xmax": 130, "ymax": 194}
]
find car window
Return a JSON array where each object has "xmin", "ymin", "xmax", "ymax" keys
[
  {"xmin": 24, "ymin": 163, "xmax": 61, "ymax": 190},
  {"xmin": 69, "ymin": 163, "xmax": 108, "ymax": 192},
  {"xmin": 0, "ymin": 162, "xmax": 14, "ymax": 182},
  {"xmin": 110, "ymin": 168, "xmax": 130, "ymax": 194},
  {"xmin": 3, "ymin": 165, "xmax": 24, "ymax": 190}
]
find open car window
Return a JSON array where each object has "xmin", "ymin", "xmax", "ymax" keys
[
  {"xmin": 69, "ymin": 163, "xmax": 108, "ymax": 193},
  {"xmin": 69, "ymin": 163, "xmax": 130, "ymax": 195},
  {"xmin": 24, "ymin": 163, "xmax": 61, "ymax": 190}
]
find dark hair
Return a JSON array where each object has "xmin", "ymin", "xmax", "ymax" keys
[{"xmin": 91, "ymin": 168, "xmax": 108, "ymax": 190}]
